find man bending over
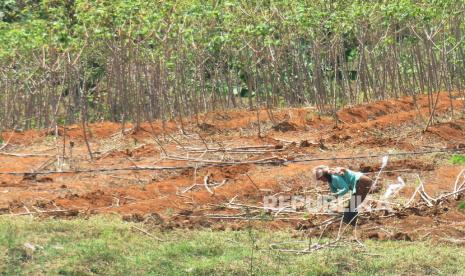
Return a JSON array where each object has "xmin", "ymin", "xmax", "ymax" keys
[{"xmin": 314, "ymin": 165, "xmax": 373, "ymax": 225}]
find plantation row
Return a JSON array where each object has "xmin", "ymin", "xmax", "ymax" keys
[{"xmin": 0, "ymin": 0, "xmax": 464, "ymax": 130}]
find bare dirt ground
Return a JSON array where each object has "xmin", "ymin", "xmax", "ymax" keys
[{"xmin": 1, "ymin": 93, "xmax": 465, "ymax": 243}]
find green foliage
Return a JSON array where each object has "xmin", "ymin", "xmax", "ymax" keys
[
  {"xmin": 0, "ymin": 0, "xmax": 22, "ymax": 23},
  {"xmin": 450, "ymin": 154, "xmax": 465, "ymax": 165},
  {"xmin": 0, "ymin": 0, "xmax": 461, "ymax": 60},
  {"xmin": 459, "ymin": 201, "xmax": 465, "ymax": 211},
  {"xmin": 1, "ymin": 0, "xmax": 465, "ymax": 129}
]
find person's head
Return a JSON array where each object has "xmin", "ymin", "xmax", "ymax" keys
[{"xmin": 313, "ymin": 165, "xmax": 331, "ymax": 182}]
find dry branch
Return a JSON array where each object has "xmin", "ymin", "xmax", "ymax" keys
[
  {"xmin": 2, "ymin": 209, "xmax": 77, "ymax": 217},
  {"xmin": 269, "ymin": 240, "xmax": 339, "ymax": 254},
  {"xmin": 131, "ymin": 225, "xmax": 165, "ymax": 242},
  {"xmin": 181, "ymin": 145, "xmax": 281, "ymax": 154},
  {"xmin": 0, "ymin": 165, "xmax": 192, "ymax": 176},
  {"xmin": 1, "ymin": 147, "xmax": 464, "ymax": 177},
  {"xmin": 181, "ymin": 178, "xmax": 227, "ymax": 194},
  {"xmin": 0, "ymin": 131, "xmax": 14, "ymax": 151},
  {"xmin": 166, "ymin": 154, "xmax": 286, "ymax": 165},
  {"xmin": 453, "ymin": 168, "xmax": 465, "ymax": 198},
  {"xmin": 203, "ymin": 174, "xmax": 213, "ymax": 195},
  {"xmin": 0, "ymin": 152, "xmax": 54, "ymax": 157}
]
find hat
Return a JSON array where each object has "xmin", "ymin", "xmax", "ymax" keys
[{"xmin": 313, "ymin": 165, "xmax": 329, "ymax": 179}]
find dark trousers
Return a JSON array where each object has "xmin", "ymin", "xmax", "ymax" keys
[{"xmin": 342, "ymin": 176, "xmax": 373, "ymax": 226}]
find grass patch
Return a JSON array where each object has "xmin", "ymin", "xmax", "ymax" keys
[
  {"xmin": 459, "ymin": 201, "xmax": 465, "ymax": 211},
  {"xmin": 450, "ymin": 154, "xmax": 465, "ymax": 165},
  {"xmin": 0, "ymin": 216, "xmax": 464, "ymax": 275}
]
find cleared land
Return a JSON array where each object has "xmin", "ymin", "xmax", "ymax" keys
[{"xmin": 0, "ymin": 93, "xmax": 465, "ymax": 252}]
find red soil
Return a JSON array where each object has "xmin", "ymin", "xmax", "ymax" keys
[{"xmin": 1, "ymin": 93, "xmax": 465, "ymax": 241}]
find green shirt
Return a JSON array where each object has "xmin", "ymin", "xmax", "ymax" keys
[{"xmin": 328, "ymin": 169, "xmax": 364, "ymax": 196}]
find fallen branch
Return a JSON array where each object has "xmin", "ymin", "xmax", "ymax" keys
[
  {"xmin": 0, "ymin": 152, "xmax": 54, "ymax": 157},
  {"xmin": 203, "ymin": 215, "xmax": 304, "ymax": 220},
  {"xmin": 453, "ymin": 169, "xmax": 465, "ymax": 199},
  {"xmin": 213, "ymin": 179, "xmax": 227, "ymax": 189},
  {"xmin": 405, "ymin": 180, "xmax": 424, "ymax": 207},
  {"xmin": 205, "ymin": 216, "xmax": 270, "ymax": 220},
  {"xmin": 131, "ymin": 225, "xmax": 164, "ymax": 242},
  {"xmin": 416, "ymin": 175, "xmax": 434, "ymax": 207},
  {"xmin": 181, "ymin": 179, "xmax": 227, "ymax": 194},
  {"xmin": 184, "ymin": 145, "xmax": 277, "ymax": 150},
  {"xmin": 166, "ymin": 154, "xmax": 286, "ymax": 165},
  {"xmin": 2, "ymin": 209, "xmax": 77, "ymax": 217},
  {"xmin": 0, "ymin": 131, "xmax": 14, "ymax": 151},
  {"xmin": 2, "ymin": 147, "xmax": 465, "ymax": 176},
  {"xmin": 0, "ymin": 165, "xmax": 195, "ymax": 176},
  {"xmin": 269, "ymin": 240, "xmax": 339, "ymax": 254},
  {"xmin": 245, "ymin": 173, "xmax": 259, "ymax": 190},
  {"xmin": 181, "ymin": 183, "xmax": 199, "ymax": 194},
  {"xmin": 181, "ymin": 145, "xmax": 283, "ymax": 154},
  {"xmin": 204, "ymin": 174, "xmax": 214, "ymax": 195},
  {"xmin": 436, "ymin": 186, "xmax": 465, "ymax": 201}
]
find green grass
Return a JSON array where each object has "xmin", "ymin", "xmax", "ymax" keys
[
  {"xmin": 0, "ymin": 216, "xmax": 464, "ymax": 275},
  {"xmin": 450, "ymin": 154, "xmax": 465, "ymax": 165},
  {"xmin": 459, "ymin": 201, "xmax": 465, "ymax": 211}
]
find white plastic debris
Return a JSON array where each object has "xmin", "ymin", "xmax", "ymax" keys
[{"xmin": 383, "ymin": 176, "xmax": 405, "ymax": 199}]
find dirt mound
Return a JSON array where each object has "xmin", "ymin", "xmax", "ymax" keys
[
  {"xmin": 427, "ymin": 120, "xmax": 465, "ymax": 147},
  {"xmin": 359, "ymin": 159, "xmax": 435, "ymax": 173},
  {"xmin": 333, "ymin": 94, "xmax": 465, "ymax": 140},
  {"xmin": 367, "ymin": 231, "xmax": 413, "ymax": 241},
  {"xmin": 1, "ymin": 93, "xmax": 465, "ymax": 241},
  {"xmin": 272, "ymin": 121, "xmax": 297, "ymax": 132},
  {"xmin": 337, "ymin": 99, "xmax": 414, "ymax": 124},
  {"xmin": 357, "ymin": 136, "xmax": 398, "ymax": 147},
  {"xmin": 356, "ymin": 136, "xmax": 415, "ymax": 150},
  {"xmin": 197, "ymin": 123, "xmax": 217, "ymax": 133},
  {"xmin": 203, "ymin": 164, "xmax": 251, "ymax": 180},
  {"xmin": 56, "ymin": 190, "xmax": 114, "ymax": 209}
]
